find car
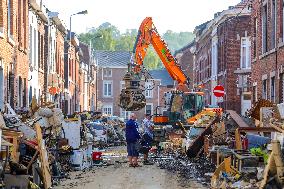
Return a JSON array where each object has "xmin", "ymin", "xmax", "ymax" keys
[{"xmin": 87, "ymin": 122, "xmax": 107, "ymax": 143}]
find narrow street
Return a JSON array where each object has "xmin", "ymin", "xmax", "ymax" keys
[{"xmin": 55, "ymin": 146, "xmax": 207, "ymax": 189}]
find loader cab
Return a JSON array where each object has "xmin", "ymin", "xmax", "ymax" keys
[{"xmin": 168, "ymin": 92, "xmax": 204, "ymax": 125}]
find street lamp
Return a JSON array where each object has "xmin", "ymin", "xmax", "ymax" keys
[
  {"xmin": 69, "ymin": 10, "xmax": 88, "ymax": 45},
  {"xmin": 69, "ymin": 10, "xmax": 88, "ymax": 113}
]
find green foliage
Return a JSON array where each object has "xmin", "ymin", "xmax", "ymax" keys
[
  {"xmin": 79, "ymin": 23, "xmax": 194, "ymax": 70},
  {"xmin": 250, "ymin": 147, "xmax": 269, "ymax": 164}
]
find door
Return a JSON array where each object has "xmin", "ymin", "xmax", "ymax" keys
[
  {"xmin": 241, "ymin": 92, "xmax": 251, "ymax": 116},
  {"xmin": 0, "ymin": 67, "xmax": 3, "ymax": 111}
]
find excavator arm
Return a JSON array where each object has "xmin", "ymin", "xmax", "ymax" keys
[
  {"xmin": 119, "ymin": 17, "xmax": 190, "ymax": 111},
  {"xmin": 132, "ymin": 17, "xmax": 189, "ymax": 86}
]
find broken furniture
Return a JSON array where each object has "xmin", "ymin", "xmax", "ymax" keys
[{"xmin": 260, "ymin": 140, "xmax": 284, "ymax": 188}]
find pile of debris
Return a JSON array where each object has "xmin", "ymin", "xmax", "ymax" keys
[
  {"xmin": 0, "ymin": 98, "xmax": 126, "ymax": 188},
  {"xmin": 155, "ymin": 155, "xmax": 215, "ymax": 187}
]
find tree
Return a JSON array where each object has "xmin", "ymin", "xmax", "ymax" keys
[{"xmin": 79, "ymin": 23, "xmax": 194, "ymax": 70}]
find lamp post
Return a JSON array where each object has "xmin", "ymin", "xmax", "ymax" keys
[{"xmin": 69, "ymin": 10, "xmax": 88, "ymax": 113}]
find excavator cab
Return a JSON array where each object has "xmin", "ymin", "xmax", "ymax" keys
[
  {"xmin": 168, "ymin": 92, "xmax": 204, "ymax": 125},
  {"xmin": 153, "ymin": 91, "xmax": 204, "ymax": 126}
]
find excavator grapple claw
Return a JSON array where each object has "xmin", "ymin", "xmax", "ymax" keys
[{"xmin": 118, "ymin": 72, "xmax": 146, "ymax": 111}]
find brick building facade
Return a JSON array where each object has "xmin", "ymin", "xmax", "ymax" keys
[
  {"xmin": 251, "ymin": 0, "xmax": 284, "ymax": 104},
  {"xmin": 192, "ymin": 2, "xmax": 252, "ymax": 115},
  {"xmin": 0, "ymin": 0, "xmax": 29, "ymax": 110},
  {"xmin": 174, "ymin": 41, "xmax": 195, "ymax": 90}
]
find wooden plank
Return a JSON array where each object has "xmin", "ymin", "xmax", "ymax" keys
[
  {"xmin": 35, "ymin": 123, "xmax": 51, "ymax": 189},
  {"xmin": 2, "ymin": 129, "xmax": 22, "ymax": 162},
  {"xmin": 227, "ymin": 110, "xmax": 250, "ymax": 128}
]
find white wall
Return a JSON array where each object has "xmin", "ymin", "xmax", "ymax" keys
[{"xmin": 28, "ymin": 11, "xmax": 39, "ymax": 105}]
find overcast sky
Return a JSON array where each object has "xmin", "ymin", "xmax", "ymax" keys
[{"xmin": 42, "ymin": 0, "xmax": 241, "ymax": 34}]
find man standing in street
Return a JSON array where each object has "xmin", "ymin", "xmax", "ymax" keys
[
  {"xmin": 141, "ymin": 114, "xmax": 154, "ymax": 165},
  {"xmin": 125, "ymin": 113, "xmax": 141, "ymax": 167}
]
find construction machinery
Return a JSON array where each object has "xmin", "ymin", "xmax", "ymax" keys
[{"xmin": 119, "ymin": 17, "xmax": 206, "ymax": 125}]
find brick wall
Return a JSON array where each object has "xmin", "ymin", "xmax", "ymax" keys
[
  {"xmin": 217, "ymin": 15, "xmax": 251, "ymax": 113},
  {"xmin": 175, "ymin": 46, "xmax": 194, "ymax": 89},
  {"xmin": 0, "ymin": 0, "xmax": 29, "ymax": 109},
  {"xmin": 251, "ymin": 0, "xmax": 284, "ymax": 104}
]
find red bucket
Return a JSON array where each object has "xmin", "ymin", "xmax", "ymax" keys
[{"xmin": 92, "ymin": 152, "xmax": 102, "ymax": 161}]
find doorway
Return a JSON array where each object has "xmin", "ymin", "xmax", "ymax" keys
[{"xmin": 241, "ymin": 92, "xmax": 251, "ymax": 116}]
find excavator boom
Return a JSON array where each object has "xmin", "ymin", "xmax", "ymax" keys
[
  {"xmin": 119, "ymin": 17, "xmax": 190, "ymax": 111},
  {"xmin": 132, "ymin": 17, "xmax": 188, "ymax": 85}
]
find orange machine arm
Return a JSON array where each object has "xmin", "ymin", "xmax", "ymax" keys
[{"xmin": 132, "ymin": 17, "xmax": 189, "ymax": 86}]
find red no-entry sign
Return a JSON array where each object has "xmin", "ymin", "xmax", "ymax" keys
[{"xmin": 213, "ymin": 85, "xmax": 225, "ymax": 97}]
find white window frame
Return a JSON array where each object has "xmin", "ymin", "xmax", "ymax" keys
[
  {"xmin": 103, "ymin": 104, "xmax": 113, "ymax": 116},
  {"xmin": 120, "ymin": 81, "xmax": 125, "ymax": 90},
  {"xmin": 103, "ymin": 68, "xmax": 112, "ymax": 77},
  {"xmin": 103, "ymin": 80, "xmax": 112, "ymax": 97},
  {"xmin": 145, "ymin": 81, "xmax": 153, "ymax": 98},
  {"xmin": 145, "ymin": 103, "xmax": 153, "ymax": 115},
  {"xmin": 270, "ymin": 76, "xmax": 275, "ymax": 102},
  {"xmin": 240, "ymin": 37, "xmax": 251, "ymax": 69},
  {"xmin": 120, "ymin": 108, "xmax": 131, "ymax": 120}
]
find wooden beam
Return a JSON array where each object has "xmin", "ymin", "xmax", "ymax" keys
[{"xmin": 35, "ymin": 123, "xmax": 51, "ymax": 189}]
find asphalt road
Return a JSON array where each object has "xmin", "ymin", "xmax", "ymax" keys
[{"xmin": 54, "ymin": 146, "xmax": 207, "ymax": 189}]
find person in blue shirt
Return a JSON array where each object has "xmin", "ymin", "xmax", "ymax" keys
[{"xmin": 125, "ymin": 113, "xmax": 141, "ymax": 167}]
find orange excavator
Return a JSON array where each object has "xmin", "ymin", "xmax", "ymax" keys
[{"xmin": 119, "ymin": 17, "xmax": 205, "ymax": 125}]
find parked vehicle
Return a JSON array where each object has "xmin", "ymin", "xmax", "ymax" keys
[{"xmin": 87, "ymin": 122, "xmax": 107, "ymax": 143}]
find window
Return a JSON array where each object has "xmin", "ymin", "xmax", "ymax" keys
[
  {"xmin": 33, "ymin": 29, "xmax": 36, "ymax": 67},
  {"xmin": 23, "ymin": 0, "xmax": 27, "ymax": 49},
  {"xmin": 38, "ymin": 32, "xmax": 41, "ymax": 69},
  {"xmin": 280, "ymin": 73, "xmax": 284, "ymax": 103},
  {"xmin": 283, "ymin": 0, "xmax": 284, "ymax": 41},
  {"xmin": 262, "ymin": 4, "xmax": 268, "ymax": 53},
  {"xmin": 145, "ymin": 81, "xmax": 153, "ymax": 98},
  {"xmin": 271, "ymin": 77, "xmax": 275, "ymax": 102},
  {"xmin": 262, "ymin": 79, "xmax": 267, "ymax": 99},
  {"xmin": 120, "ymin": 108, "xmax": 131, "ymax": 120},
  {"xmin": 271, "ymin": 0, "xmax": 276, "ymax": 49},
  {"xmin": 103, "ymin": 105, "xmax": 112, "ymax": 115},
  {"xmin": 0, "ymin": 0, "xmax": 3, "ymax": 31},
  {"xmin": 7, "ymin": 0, "xmax": 13, "ymax": 37},
  {"xmin": 120, "ymin": 81, "xmax": 125, "ymax": 90},
  {"xmin": 241, "ymin": 37, "xmax": 251, "ymax": 69},
  {"xmin": 253, "ymin": 85, "xmax": 257, "ymax": 104},
  {"xmin": 103, "ymin": 81, "xmax": 112, "ymax": 97},
  {"xmin": 103, "ymin": 68, "xmax": 112, "ymax": 77},
  {"xmin": 145, "ymin": 103, "xmax": 153, "ymax": 115},
  {"xmin": 18, "ymin": 0, "xmax": 22, "ymax": 45},
  {"xmin": 253, "ymin": 17, "xmax": 257, "ymax": 58}
]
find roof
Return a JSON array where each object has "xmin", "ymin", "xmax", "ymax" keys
[
  {"xmin": 79, "ymin": 42, "xmax": 90, "ymax": 64},
  {"xmin": 149, "ymin": 69, "xmax": 174, "ymax": 86},
  {"xmin": 174, "ymin": 41, "xmax": 195, "ymax": 55},
  {"xmin": 94, "ymin": 51, "xmax": 131, "ymax": 68}
]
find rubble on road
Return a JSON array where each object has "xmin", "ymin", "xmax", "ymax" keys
[
  {"xmin": 0, "ymin": 99, "xmax": 126, "ymax": 189},
  {"xmin": 155, "ymin": 155, "xmax": 215, "ymax": 187}
]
